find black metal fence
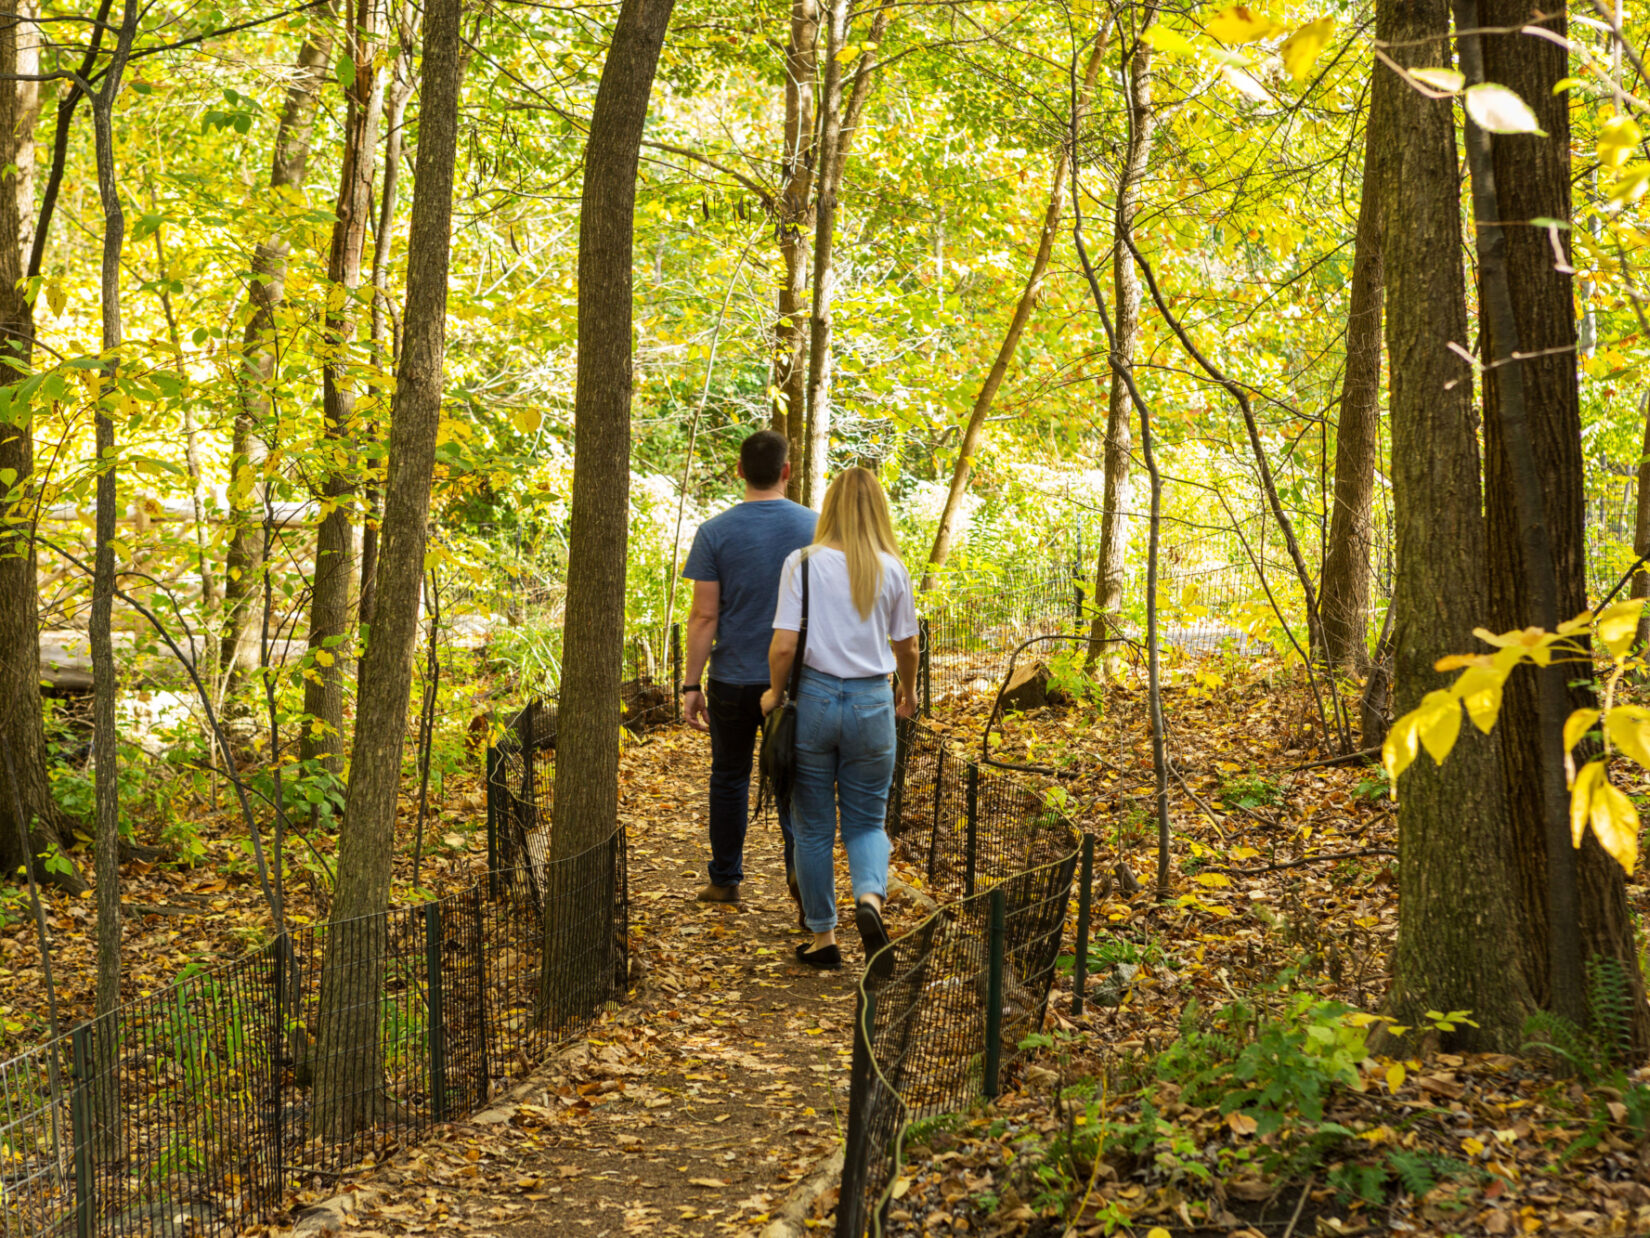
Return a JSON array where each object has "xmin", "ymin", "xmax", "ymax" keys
[
  {"xmin": 838, "ymin": 721, "xmax": 1084, "ymax": 1237},
  {"xmin": 0, "ymin": 715, "xmax": 625, "ymax": 1238}
]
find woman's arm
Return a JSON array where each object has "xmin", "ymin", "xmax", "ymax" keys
[
  {"xmin": 762, "ymin": 628, "xmax": 799, "ymax": 715},
  {"xmin": 892, "ymin": 635, "xmax": 919, "ymax": 718}
]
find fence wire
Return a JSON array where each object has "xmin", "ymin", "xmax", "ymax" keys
[
  {"xmin": 840, "ymin": 721, "xmax": 1083, "ymax": 1238},
  {"xmin": 0, "ymin": 717, "xmax": 624, "ymax": 1238}
]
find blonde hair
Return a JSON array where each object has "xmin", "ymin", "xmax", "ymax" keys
[{"xmin": 808, "ymin": 467, "xmax": 902, "ymax": 620}]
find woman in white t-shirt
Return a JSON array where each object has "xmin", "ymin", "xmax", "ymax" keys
[{"xmin": 763, "ymin": 468, "xmax": 920, "ymax": 972}]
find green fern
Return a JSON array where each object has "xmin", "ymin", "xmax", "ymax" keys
[{"xmin": 1586, "ymin": 956, "xmax": 1635, "ymax": 1064}]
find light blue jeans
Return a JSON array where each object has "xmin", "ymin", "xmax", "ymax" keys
[{"xmin": 793, "ymin": 668, "xmax": 896, "ymax": 934}]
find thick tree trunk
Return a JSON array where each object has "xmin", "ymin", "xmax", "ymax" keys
[
  {"xmin": 0, "ymin": 6, "xmax": 83, "ymax": 891},
  {"xmin": 1319, "ymin": 110, "xmax": 1385, "ymax": 673},
  {"xmin": 1378, "ymin": 0, "xmax": 1530, "ymax": 1049},
  {"xmin": 312, "ymin": 0, "xmax": 462, "ymax": 1139},
  {"xmin": 552, "ymin": 0, "xmax": 675, "ymax": 864},
  {"xmin": 771, "ymin": 0, "xmax": 817, "ymax": 496},
  {"xmin": 302, "ymin": 0, "xmax": 385, "ymax": 784},
  {"xmin": 1089, "ymin": 22, "xmax": 1153, "ymax": 667},
  {"xmin": 923, "ymin": 39, "xmax": 1109, "ymax": 592},
  {"xmin": 222, "ymin": 20, "xmax": 335, "ymax": 683},
  {"xmin": 1476, "ymin": 0, "xmax": 1647, "ymax": 1050}
]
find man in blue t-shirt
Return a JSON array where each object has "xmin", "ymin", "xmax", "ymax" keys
[{"xmin": 681, "ymin": 430, "xmax": 817, "ymax": 911}]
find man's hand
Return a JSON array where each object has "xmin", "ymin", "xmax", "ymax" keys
[
  {"xmin": 895, "ymin": 687, "xmax": 917, "ymax": 720},
  {"xmin": 761, "ymin": 688, "xmax": 782, "ymax": 716},
  {"xmin": 685, "ymin": 689, "xmax": 710, "ymax": 732}
]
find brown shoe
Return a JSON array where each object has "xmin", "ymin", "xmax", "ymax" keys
[{"xmin": 696, "ymin": 882, "xmax": 740, "ymax": 904}]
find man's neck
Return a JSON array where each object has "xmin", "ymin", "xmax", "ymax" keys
[{"xmin": 742, "ymin": 486, "xmax": 788, "ymax": 503}]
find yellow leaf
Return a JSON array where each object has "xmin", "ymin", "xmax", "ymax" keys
[
  {"xmin": 1279, "ymin": 15, "xmax": 1334, "ymax": 82},
  {"xmin": 313, "ymin": 648, "xmax": 334, "ymax": 668},
  {"xmin": 1205, "ymin": 5, "xmax": 1281, "ymax": 43},
  {"xmin": 1605, "ymin": 704, "xmax": 1650, "ymax": 770},
  {"xmin": 1454, "ymin": 665, "xmax": 1505, "ymax": 734},
  {"xmin": 1564, "ymin": 708, "xmax": 1601, "ymax": 755},
  {"xmin": 1409, "ymin": 67, "xmax": 1464, "ymax": 93},
  {"xmin": 1148, "ymin": 1230, "xmax": 1173, "ymax": 1238},
  {"xmin": 511, "ymin": 407, "xmax": 544, "ymax": 435},
  {"xmin": 1595, "ymin": 599, "xmax": 1645, "ymax": 659},
  {"xmin": 1570, "ymin": 760, "xmax": 1606, "ymax": 849},
  {"xmin": 1599, "ymin": 114, "xmax": 1644, "ymax": 168},
  {"xmin": 1416, "ymin": 689, "xmax": 1461, "ymax": 764},
  {"xmin": 1385, "ymin": 1062, "xmax": 1406, "ymax": 1093},
  {"xmin": 1588, "ymin": 777, "xmax": 1640, "ymax": 874},
  {"xmin": 1194, "ymin": 872, "xmax": 1232, "ymax": 887},
  {"xmin": 1383, "ymin": 711, "xmax": 1420, "ymax": 784}
]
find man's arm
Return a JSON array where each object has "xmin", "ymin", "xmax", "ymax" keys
[
  {"xmin": 892, "ymin": 635, "xmax": 919, "ymax": 718},
  {"xmin": 683, "ymin": 579, "xmax": 719, "ymax": 731},
  {"xmin": 761, "ymin": 628, "xmax": 799, "ymax": 715}
]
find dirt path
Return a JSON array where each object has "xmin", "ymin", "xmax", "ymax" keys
[{"xmin": 283, "ymin": 726, "xmax": 867, "ymax": 1238}]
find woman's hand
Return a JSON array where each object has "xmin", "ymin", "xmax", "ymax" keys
[
  {"xmin": 895, "ymin": 687, "xmax": 916, "ymax": 719},
  {"xmin": 761, "ymin": 688, "xmax": 782, "ymax": 716}
]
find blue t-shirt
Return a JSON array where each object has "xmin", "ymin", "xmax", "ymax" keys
[{"xmin": 682, "ymin": 499, "xmax": 818, "ymax": 685}]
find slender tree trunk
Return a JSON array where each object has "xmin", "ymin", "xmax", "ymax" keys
[
  {"xmin": 771, "ymin": 0, "xmax": 817, "ymax": 494},
  {"xmin": 923, "ymin": 37, "xmax": 1109, "ymax": 592},
  {"xmin": 552, "ymin": 0, "xmax": 675, "ymax": 867},
  {"xmin": 312, "ymin": 0, "xmax": 462, "ymax": 1138},
  {"xmin": 221, "ymin": 18, "xmax": 335, "ymax": 683},
  {"xmin": 1319, "ymin": 108, "xmax": 1386, "ymax": 673},
  {"xmin": 302, "ymin": 0, "xmax": 385, "ymax": 785},
  {"xmin": 1631, "ymin": 394, "xmax": 1650, "ymax": 646},
  {"xmin": 359, "ymin": 15, "xmax": 414, "ymax": 637},
  {"xmin": 1474, "ymin": 0, "xmax": 1645, "ymax": 1047},
  {"xmin": 800, "ymin": 0, "xmax": 892, "ymax": 506},
  {"xmin": 0, "ymin": 4, "xmax": 83, "ymax": 892},
  {"xmin": 1378, "ymin": 0, "xmax": 1530, "ymax": 1049},
  {"xmin": 88, "ymin": 0, "xmax": 137, "ymax": 1159},
  {"xmin": 1089, "ymin": 19, "xmax": 1153, "ymax": 668}
]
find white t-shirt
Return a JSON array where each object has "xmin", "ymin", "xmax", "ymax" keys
[{"xmin": 773, "ymin": 547, "xmax": 920, "ymax": 679}]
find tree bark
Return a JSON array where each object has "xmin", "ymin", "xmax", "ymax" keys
[
  {"xmin": 312, "ymin": 0, "xmax": 462, "ymax": 1139},
  {"xmin": 1088, "ymin": 20, "xmax": 1153, "ymax": 668},
  {"xmin": 88, "ymin": 0, "xmax": 137, "ymax": 1158},
  {"xmin": 923, "ymin": 36, "xmax": 1109, "ymax": 592},
  {"xmin": 1319, "ymin": 106, "xmax": 1386, "ymax": 673},
  {"xmin": 551, "ymin": 0, "xmax": 675, "ymax": 864},
  {"xmin": 302, "ymin": 0, "xmax": 385, "ymax": 785},
  {"xmin": 771, "ymin": 0, "xmax": 817, "ymax": 495},
  {"xmin": 221, "ymin": 17, "xmax": 335, "ymax": 683},
  {"xmin": 0, "ymin": 4, "xmax": 83, "ymax": 891},
  {"xmin": 1475, "ymin": 0, "xmax": 1646, "ymax": 1048},
  {"xmin": 800, "ymin": 0, "xmax": 891, "ymax": 506},
  {"xmin": 1378, "ymin": 0, "xmax": 1530, "ymax": 1049}
]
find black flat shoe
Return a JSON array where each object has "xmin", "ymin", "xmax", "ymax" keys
[
  {"xmin": 855, "ymin": 900, "xmax": 893, "ymax": 981},
  {"xmin": 795, "ymin": 942, "xmax": 842, "ymax": 970}
]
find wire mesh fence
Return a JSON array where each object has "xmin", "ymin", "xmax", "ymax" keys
[
  {"xmin": 0, "ymin": 713, "xmax": 625, "ymax": 1238},
  {"xmin": 840, "ymin": 720, "xmax": 1083, "ymax": 1238}
]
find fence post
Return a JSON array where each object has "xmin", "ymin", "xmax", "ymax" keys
[
  {"xmin": 925, "ymin": 742, "xmax": 945, "ymax": 885},
  {"xmin": 485, "ymin": 745, "xmax": 501, "ymax": 898},
  {"xmin": 70, "ymin": 1022, "xmax": 94, "ymax": 1238},
  {"xmin": 270, "ymin": 933, "xmax": 288, "ymax": 1195},
  {"xmin": 1072, "ymin": 834, "xmax": 1094, "ymax": 1017},
  {"xmin": 424, "ymin": 903, "xmax": 448, "ymax": 1120},
  {"xmin": 837, "ymin": 986, "xmax": 876, "ymax": 1238},
  {"xmin": 473, "ymin": 896, "xmax": 490, "ymax": 1096},
  {"xmin": 984, "ymin": 887, "xmax": 1006, "ymax": 1098},
  {"xmin": 918, "ymin": 616, "xmax": 931, "ymax": 715},
  {"xmin": 670, "ymin": 621, "xmax": 683, "ymax": 722},
  {"xmin": 964, "ymin": 762, "xmax": 979, "ymax": 898},
  {"xmin": 1073, "ymin": 581, "xmax": 1085, "ymax": 631}
]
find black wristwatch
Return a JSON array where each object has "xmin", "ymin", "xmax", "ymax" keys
[{"xmin": 684, "ymin": 683, "xmax": 703, "ymax": 694}]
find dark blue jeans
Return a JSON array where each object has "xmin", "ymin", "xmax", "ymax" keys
[{"xmin": 707, "ymin": 679, "xmax": 796, "ymax": 886}]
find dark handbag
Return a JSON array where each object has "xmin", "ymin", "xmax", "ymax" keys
[{"xmin": 760, "ymin": 558, "xmax": 809, "ymax": 811}]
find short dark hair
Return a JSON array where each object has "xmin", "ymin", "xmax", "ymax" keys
[{"xmin": 740, "ymin": 430, "xmax": 789, "ymax": 488}]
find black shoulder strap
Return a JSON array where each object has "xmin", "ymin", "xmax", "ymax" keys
[{"xmin": 787, "ymin": 557, "xmax": 809, "ymax": 698}]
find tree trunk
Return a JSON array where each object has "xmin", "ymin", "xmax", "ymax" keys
[
  {"xmin": 1377, "ymin": 0, "xmax": 1530, "ymax": 1050},
  {"xmin": 1475, "ymin": 0, "xmax": 1646, "ymax": 1049},
  {"xmin": 302, "ymin": 0, "xmax": 385, "ymax": 784},
  {"xmin": 1319, "ymin": 108, "xmax": 1386, "ymax": 673},
  {"xmin": 88, "ymin": 0, "xmax": 137, "ymax": 1158},
  {"xmin": 551, "ymin": 0, "xmax": 675, "ymax": 866},
  {"xmin": 800, "ymin": 0, "xmax": 891, "ymax": 506},
  {"xmin": 1631, "ymin": 394, "xmax": 1650, "ymax": 647},
  {"xmin": 923, "ymin": 37, "xmax": 1109, "ymax": 592},
  {"xmin": 221, "ymin": 18, "xmax": 335, "ymax": 683},
  {"xmin": 1088, "ymin": 20, "xmax": 1154, "ymax": 668},
  {"xmin": 0, "ymin": 5, "xmax": 83, "ymax": 892},
  {"xmin": 771, "ymin": 0, "xmax": 817, "ymax": 496},
  {"xmin": 311, "ymin": 0, "xmax": 462, "ymax": 1139}
]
